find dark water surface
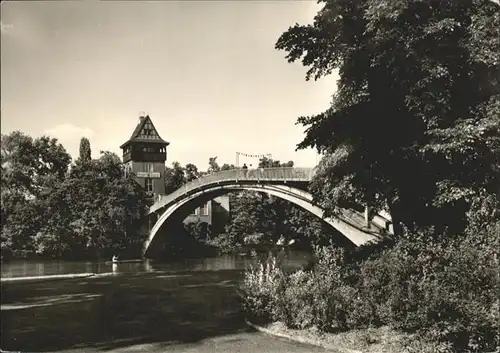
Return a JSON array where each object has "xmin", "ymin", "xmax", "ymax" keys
[
  {"xmin": 1, "ymin": 251, "xmax": 321, "ymax": 352},
  {"xmin": 1, "ymin": 251, "xmax": 312, "ymax": 278}
]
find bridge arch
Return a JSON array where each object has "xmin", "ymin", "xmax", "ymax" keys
[{"xmin": 143, "ymin": 179, "xmax": 390, "ymax": 257}]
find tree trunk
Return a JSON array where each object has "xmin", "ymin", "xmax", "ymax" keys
[
  {"xmin": 387, "ymin": 202, "xmax": 404, "ymax": 238},
  {"xmin": 365, "ymin": 206, "xmax": 371, "ymax": 229}
]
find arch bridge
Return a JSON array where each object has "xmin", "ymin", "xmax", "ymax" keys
[{"xmin": 144, "ymin": 167, "xmax": 393, "ymax": 257}]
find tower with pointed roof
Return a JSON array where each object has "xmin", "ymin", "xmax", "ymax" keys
[{"xmin": 120, "ymin": 114, "xmax": 169, "ymax": 199}]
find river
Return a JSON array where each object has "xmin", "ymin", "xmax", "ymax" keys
[
  {"xmin": 0, "ymin": 251, "xmax": 312, "ymax": 278},
  {"xmin": 2, "ymin": 250, "xmax": 324, "ymax": 352}
]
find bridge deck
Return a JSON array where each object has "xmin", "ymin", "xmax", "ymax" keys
[{"xmin": 149, "ymin": 167, "xmax": 315, "ymax": 214}]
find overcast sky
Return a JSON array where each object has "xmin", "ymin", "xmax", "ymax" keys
[{"xmin": 1, "ymin": 0, "xmax": 337, "ymax": 169}]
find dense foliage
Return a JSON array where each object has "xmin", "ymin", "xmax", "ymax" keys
[
  {"xmin": 241, "ymin": 225, "xmax": 500, "ymax": 352},
  {"xmin": 78, "ymin": 137, "xmax": 91, "ymax": 164},
  {"xmin": 276, "ymin": 0, "xmax": 500, "ymax": 235},
  {"xmin": 241, "ymin": 2, "xmax": 500, "ymax": 353},
  {"xmin": 1, "ymin": 133, "xmax": 148, "ymax": 259}
]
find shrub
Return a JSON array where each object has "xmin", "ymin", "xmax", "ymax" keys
[
  {"xmin": 358, "ymin": 227, "xmax": 500, "ymax": 352},
  {"xmin": 279, "ymin": 269, "xmax": 315, "ymax": 329},
  {"xmin": 271, "ymin": 245, "xmax": 373, "ymax": 332},
  {"xmin": 401, "ymin": 335, "xmax": 454, "ymax": 353},
  {"xmin": 240, "ymin": 255, "xmax": 286, "ymax": 324},
  {"xmin": 207, "ymin": 233, "xmax": 239, "ymax": 254},
  {"xmin": 184, "ymin": 219, "xmax": 209, "ymax": 242},
  {"xmin": 32, "ymin": 230, "xmax": 72, "ymax": 258},
  {"xmin": 308, "ymin": 246, "xmax": 355, "ymax": 332},
  {"xmin": 240, "ymin": 223, "xmax": 499, "ymax": 352}
]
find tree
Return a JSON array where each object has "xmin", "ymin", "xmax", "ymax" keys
[
  {"xmin": 221, "ymin": 163, "xmax": 236, "ymax": 171},
  {"xmin": 258, "ymin": 157, "xmax": 294, "ymax": 168},
  {"xmin": 95, "ymin": 151, "xmax": 123, "ymax": 179},
  {"xmin": 164, "ymin": 161, "xmax": 186, "ymax": 194},
  {"xmin": 276, "ymin": 0, "xmax": 500, "ymax": 235},
  {"xmin": 1, "ymin": 132, "xmax": 71, "ymax": 256},
  {"xmin": 184, "ymin": 163, "xmax": 200, "ymax": 182},
  {"xmin": 78, "ymin": 137, "xmax": 91, "ymax": 164},
  {"xmin": 1, "ymin": 131, "xmax": 71, "ymax": 196},
  {"xmin": 39, "ymin": 151, "xmax": 148, "ymax": 258},
  {"xmin": 1, "ymin": 192, "xmax": 41, "ymax": 255},
  {"xmin": 223, "ymin": 191, "xmax": 263, "ymax": 250},
  {"xmin": 208, "ymin": 156, "xmax": 221, "ymax": 174},
  {"xmin": 184, "ymin": 218, "xmax": 209, "ymax": 243}
]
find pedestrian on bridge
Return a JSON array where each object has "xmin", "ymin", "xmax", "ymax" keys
[{"xmin": 242, "ymin": 163, "xmax": 248, "ymax": 178}]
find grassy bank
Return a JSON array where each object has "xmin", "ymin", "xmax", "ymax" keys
[{"xmin": 247, "ymin": 321, "xmax": 429, "ymax": 353}]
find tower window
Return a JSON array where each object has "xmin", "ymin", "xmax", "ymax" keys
[
  {"xmin": 145, "ymin": 178, "xmax": 153, "ymax": 193},
  {"xmin": 124, "ymin": 164, "xmax": 132, "ymax": 177},
  {"xmin": 145, "ymin": 163, "xmax": 154, "ymax": 173}
]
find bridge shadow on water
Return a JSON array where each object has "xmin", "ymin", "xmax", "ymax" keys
[{"xmin": 1, "ymin": 269, "xmax": 252, "ymax": 352}]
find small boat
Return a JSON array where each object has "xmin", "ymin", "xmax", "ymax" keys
[{"xmin": 105, "ymin": 259, "xmax": 145, "ymax": 265}]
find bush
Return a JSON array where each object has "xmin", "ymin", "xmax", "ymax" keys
[
  {"xmin": 279, "ymin": 269, "xmax": 315, "ymax": 329},
  {"xmin": 240, "ymin": 223, "xmax": 499, "ymax": 352},
  {"xmin": 401, "ymin": 335, "xmax": 454, "ymax": 353},
  {"xmin": 240, "ymin": 246, "xmax": 368, "ymax": 332},
  {"xmin": 32, "ymin": 230, "xmax": 74, "ymax": 258},
  {"xmin": 240, "ymin": 255, "xmax": 286, "ymax": 324},
  {"xmin": 240, "ymin": 223, "xmax": 500, "ymax": 352},
  {"xmin": 207, "ymin": 233, "xmax": 239, "ymax": 254},
  {"xmin": 358, "ymin": 227, "xmax": 500, "ymax": 352},
  {"xmin": 184, "ymin": 219, "xmax": 209, "ymax": 242},
  {"xmin": 307, "ymin": 246, "xmax": 356, "ymax": 332}
]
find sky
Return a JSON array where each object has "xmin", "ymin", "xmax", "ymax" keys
[{"xmin": 1, "ymin": 0, "xmax": 338, "ymax": 169}]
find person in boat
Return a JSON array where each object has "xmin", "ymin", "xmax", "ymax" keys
[{"xmin": 112, "ymin": 255, "xmax": 118, "ymax": 263}]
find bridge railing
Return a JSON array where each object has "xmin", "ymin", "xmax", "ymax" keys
[
  {"xmin": 237, "ymin": 167, "xmax": 314, "ymax": 181},
  {"xmin": 151, "ymin": 167, "xmax": 315, "ymax": 214}
]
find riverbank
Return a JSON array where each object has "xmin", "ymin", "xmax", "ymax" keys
[
  {"xmin": 246, "ymin": 320, "xmax": 500, "ymax": 353},
  {"xmin": 246, "ymin": 320, "xmax": 415, "ymax": 353}
]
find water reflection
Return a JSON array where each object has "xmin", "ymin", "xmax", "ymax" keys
[{"xmin": 1, "ymin": 251, "xmax": 312, "ymax": 278}]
